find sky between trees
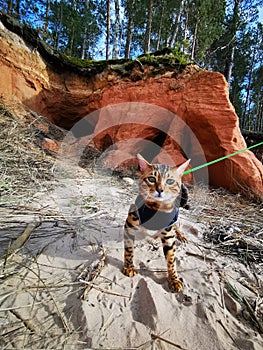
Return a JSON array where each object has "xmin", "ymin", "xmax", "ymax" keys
[{"xmin": 1, "ymin": 0, "xmax": 263, "ymax": 133}]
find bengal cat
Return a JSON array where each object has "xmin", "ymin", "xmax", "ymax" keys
[{"xmin": 123, "ymin": 154, "xmax": 190, "ymax": 292}]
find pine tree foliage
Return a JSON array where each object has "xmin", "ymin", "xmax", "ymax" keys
[{"xmin": 0, "ymin": 0, "xmax": 262, "ymax": 132}]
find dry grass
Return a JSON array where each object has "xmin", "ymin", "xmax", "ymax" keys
[
  {"xmin": 0, "ymin": 99, "xmax": 262, "ymax": 348},
  {"xmin": 0, "ymin": 102, "xmax": 75, "ymax": 348},
  {"xmin": 188, "ymin": 186, "xmax": 263, "ymax": 333},
  {"xmin": 188, "ymin": 186, "xmax": 263, "ymax": 269},
  {"xmin": 0, "ymin": 250, "xmax": 80, "ymax": 349},
  {"xmin": 0, "ymin": 101, "xmax": 56, "ymax": 205}
]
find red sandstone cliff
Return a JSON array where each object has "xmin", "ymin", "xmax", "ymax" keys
[{"xmin": 0, "ymin": 15, "xmax": 262, "ymax": 199}]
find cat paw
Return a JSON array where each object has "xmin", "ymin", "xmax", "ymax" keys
[
  {"xmin": 176, "ymin": 232, "xmax": 188, "ymax": 243},
  {"xmin": 168, "ymin": 277, "xmax": 183, "ymax": 292},
  {"xmin": 180, "ymin": 235, "xmax": 188, "ymax": 243},
  {"xmin": 123, "ymin": 267, "xmax": 136, "ymax": 277}
]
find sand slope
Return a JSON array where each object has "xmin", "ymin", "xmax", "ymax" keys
[{"xmin": 1, "ymin": 170, "xmax": 262, "ymax": 349}]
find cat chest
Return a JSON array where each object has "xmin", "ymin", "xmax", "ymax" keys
[{"xmin": 135, "ymin": 195, "xmax": 179, "ymax": 231}]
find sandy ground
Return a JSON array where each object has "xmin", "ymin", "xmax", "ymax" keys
[{"xmin": 0, "ymin": 165, "xmax": 263, "ymax": 350}]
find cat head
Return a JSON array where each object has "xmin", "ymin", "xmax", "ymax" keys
[{"xmin": 137, "ymin": 154, "xmax": 190, "ymax": 208}]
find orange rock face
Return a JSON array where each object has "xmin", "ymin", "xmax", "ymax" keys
[{"xmin": 0, "ymin": 19, "xmax": 262, "ymax": 199}]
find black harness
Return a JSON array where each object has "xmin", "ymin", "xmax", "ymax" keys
[
  {"xmin": 134, "ymin": 183, "xmax": 189, "ymax": 231},
  {"xmin": 135, "ymin": 194, "xmax": 179, "ymax": 231}
]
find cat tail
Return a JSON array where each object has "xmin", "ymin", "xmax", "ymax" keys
[{"xmin": 180, "ymin": 183, "xmax": 190, "ymax": 210}]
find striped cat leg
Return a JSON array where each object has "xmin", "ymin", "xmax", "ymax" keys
[
  {"xmin": 174, "ymin": 226, "xmax": 188, "ymax": 243},
  {"xmin": 160, "ymin": 225, "xmax": 183, "ymax": 292},
  {"xmin": 123, "ymin": 204, "xmax": 140, "ymax": 277}
]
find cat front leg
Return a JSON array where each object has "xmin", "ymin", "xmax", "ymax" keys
[
  {"xmin": 175, "ymin": 226, "xmax": 188, "ymax": 243},
  {"xmin": 160, "ymin": 226, "xmax": 184, "ymax": 292},
  {"xmin": 123, "ymin": 204, "xmax": 140, "ymax": 277}
]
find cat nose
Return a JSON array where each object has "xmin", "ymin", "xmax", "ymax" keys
[{"xmin": 157, "ymin": 186, "xmax": 163, "ymax": 194}]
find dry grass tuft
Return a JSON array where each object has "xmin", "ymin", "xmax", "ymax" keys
[
  {"xmin": 0, "ymin": 102, "xmax": 56, "ymax": 204},
  {"xmin": 189, "ymin": 186, "xmax": 263, "ymax": 270}
]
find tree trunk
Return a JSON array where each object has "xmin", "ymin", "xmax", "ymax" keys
[
  {"xmin": 156, "ymin": 0, "xmax": 164, "ymax": 50},
  {"xmin": 144, "ymin": 0, "xmax": 153, "ymax": 53},
  {"xmin": 81, "ymin": 27, "xmax": 88, "ymax": 59},
  {"xmin": 224, "ymin": 45, "xmax": 235, "ymax": 83},
  {"xmin": 224, "ymin": 0, "xmax": 240, "ymax": 83},
  {"xmin": 112, "ymin": 0, "xmax": 120, "ymax": 58},
  {"xmin": 81, "ymin": 0, "xmax": 90, "ymax": 59},
  {"xmin": 191, "ymin": 19, "xmax": 198, "ymax": 61},
  {"xmin": 7, "ymin": 0, "xmax": 13, "ymax": 15},
  {"xmin": 44, "ymin": 0, "xmax": 51, "ymax": 32},
  {"xmin": 106, "ymin": 0, "xmax": 111, "ymax": 59},
  {"xmin": 118, "ymin": 18, "xmax": 124, "ymax": 57},
  {"xmin": 54, "ymin": 1, "xmax": 63, "ymax": 50},
  {"xmin": 170, "ymin": 0, "xmax": 185, "ymax": 48},
  {"xmin": 67, "ymin": 25, "xmax": 75, "ymax": 56},
  {"xmin": 124, "ymin": 0, "xmax": 135, "ymax": 58},
  {"xmin": 124, "ymin": 17, "xmax": 133, "ymax": 58},
  {"xmin": 67, "ymin": 1, "xmax": 76, "ymax": 56},
  {"xmin": 183, "ymin": 2, "xmax": 189, "ymax": 42},
  {"xmin": 241, "ymin": 44, "xmax": 256, "ymax": 129},
  {"xmin": 255, "ymin": 92, "xmax": 263, "ymax": 132},
  {"xmin": 15, "ymin": 0, "xmax": 20, "ymax": 17}
]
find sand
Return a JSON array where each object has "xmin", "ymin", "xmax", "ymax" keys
[{"xmin": 0, "ymin": 168, "xmax": 262, "ymax": 350}]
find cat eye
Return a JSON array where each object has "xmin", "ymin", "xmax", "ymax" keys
[
  {"xmin": 147, "ymin": 176, "xmax": 156, "ymax": 183},
  {"xmin": 166, "ymin": 178, "xmax": 175, "ymax": 185}
]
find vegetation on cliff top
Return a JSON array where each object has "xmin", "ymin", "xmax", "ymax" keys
[
  {"xmin": 0, "ymin": 11, "xmax": 190, "ymax": 78},
  {"xmin": 1, "ymin": 0, "xmax": 263, "ymax": 132},
  {"xmin": 1, "ymin": 0, "xmax": 263, "ymax": 133},
  {"xmin": 62, "ymin": 46, "xmax": 190, "ymax": 77}
]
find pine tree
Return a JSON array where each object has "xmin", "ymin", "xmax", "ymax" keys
[
  {"xmin": 124, "ymin": 0, "xmax": 135, "ymax": 58},
  {"xmin": 106, "ymin": 0, "xmax": 111, "ymax": 59},
  {"xmin": 245, "ymin": 24, "xmax": 263, "ymax": 131},
  {"xmin": 186, "ymin": 0, "xmax": 226, "ymax": 63},
  {"xmin": 144, "ymin": 0, "xmax": 154, "ymax": 53},
  {"xmin": 112, "ymin": 0, "xmax": 121, "ymax": 58},
  {"xmin": 80, "ymin": 0, "xmax": 90, "ymax": 59},
  {"xmin": 168, "ymin": 0, "xmax": 185, "ymax": 48}
]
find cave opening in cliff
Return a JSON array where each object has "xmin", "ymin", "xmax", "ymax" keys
[
  {"xmin": 94, "ymin": 125, "xmax": 168, "ymax": 160},
  {"xmin": 77, "ymin": 124, "xmax": 169, "ymax": 171},
  {"xmin": 140, "ymin": 129, "xmax": 167, "ymax": 162},
  {"xmin": 70, "ymin": 116, "xmax": 98, "ymax": 138}
]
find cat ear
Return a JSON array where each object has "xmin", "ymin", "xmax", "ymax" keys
[
  {"xmin": 137, "ymin": 154, "xmax": 151, "ymax": 172},
  {"xmin": 176, "ymin": 159, "xmax": 191, "ymax": 177}
]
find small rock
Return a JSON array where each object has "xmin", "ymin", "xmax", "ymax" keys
[
  {"xmin": 223, "ymin": 289, "xmax": 242, "ymax": 316},
  {"xmin": 122, "ymin": 177, "xmax": 134, "ymax": 185},
  {"xmin": 42, "ymin": 137, "xmax": 59, "ymax": 153}
]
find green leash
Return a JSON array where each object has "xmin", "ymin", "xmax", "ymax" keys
[{"xmin": 183, "ymin": 141, "xmax": 263, "ymax": 175}]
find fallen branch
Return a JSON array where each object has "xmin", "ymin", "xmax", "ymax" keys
[
  {"xmin": 80, "ymin": 247, "xmax": 106, "ymax": 300},
  {"xmin": 185, "ymin": 251, "xmax": 215, "ymax": 262},
  {"xmin": 80, "ymin": 279, "xmax": 130, "ymax": 299},
  {"xmin": 21, "ymin": 281, "xmax": 81, "ymax": 290},
  {"xmin": 2, "ymin": 221, "xmax": 40, "ymax": 274},
  {"xmin": 238, "ymin": 277, "xmax": 259, "ymax": 296},
  {"xmin": 216, "ymin": 319, "xmax": 242, "ymax": 350},
  {"xmin": 9, "ymin": 221, "xmax": 40, "ymax": 252},
  {"xmin": 9, "ymin": 309, "xmax": 35, "ymax": 333},
  {"xmin": 151, "ymin": 333, "xmax": 186, "ymax": 349},
  {"xmin": 243, "ymin": 297, "xmax": 263, "ymax": 333}
]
